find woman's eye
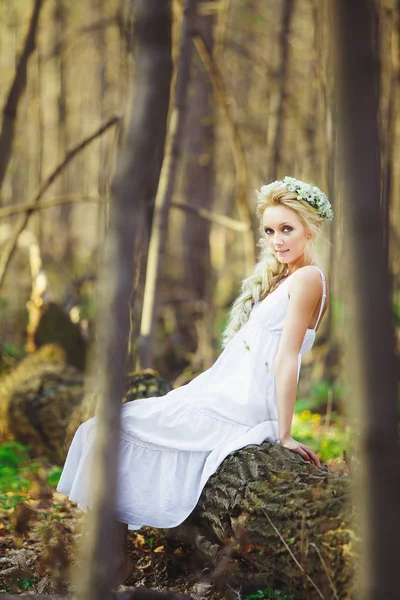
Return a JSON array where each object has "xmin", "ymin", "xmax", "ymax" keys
[{"xmin": 264, "ymin": 226, "xmax": 292, "ymax": 234}]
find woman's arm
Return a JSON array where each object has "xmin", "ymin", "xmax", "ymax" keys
[
  {"xmin": 274, "ymin": 354, "xmax": 299, "ymax": 441},
  {"xmin": 274, "ymin": 267, "xmax": 323, "ymax": 465}
]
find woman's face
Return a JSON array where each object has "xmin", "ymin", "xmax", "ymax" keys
[{"xmin": 262, "ymin": 205, "xmax": 311, "ymax": 267}]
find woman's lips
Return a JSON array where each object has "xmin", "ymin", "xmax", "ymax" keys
[{"xmin": 276, "ymin": 249, "xmax": 289, "ymax": 254}]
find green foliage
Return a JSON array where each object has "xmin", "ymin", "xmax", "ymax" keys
[
  {"xmin": 291, "ymin": 409, "xmax": 353, "ymax": 462},
  {"xmin": 0, "ymin": 441, "xmax": 34, "ymax": 495},
  {"xmin": 394, "ymin": 291, "xmax": 400, "ymax": 325},
  {"xmin": 144, "ymin": 536, "xmax": 156, "ymax": 549},
  {"xmin": 47, "ymin": 465, "xmax": 62, "ymax": 488},
  {"xmin": 295, "ymin": 378, "xmax": 345, "ymax": 413},
  {"xmin": 0, "ymin": 341, "xmax": 25, "ymax": 359},
  {"xmin": 2, "ymin": 577, "xmax": 35, "ymax": 593},
  {"xmin": 244, "ymin": 586, "xmax": 302, "ymax": 600},
  {"xmin": 0, "ymin": 442, "xmax": 61, "ymax": 509}
]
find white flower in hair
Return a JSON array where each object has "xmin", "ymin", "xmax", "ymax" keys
[
  {"xmin": 283, "ymin": 176, "xmax": 333, "ymax": 222},
  {"xmin": 258, "ymin": 176, "xmax": 334, "ymax": 222}
]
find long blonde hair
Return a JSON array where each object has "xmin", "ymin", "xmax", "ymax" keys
[{"xmin": 221, "ymin": 182, "xmax": 325, "ymax": 347}]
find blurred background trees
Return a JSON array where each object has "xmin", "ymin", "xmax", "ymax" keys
[{"xmin": 0, "ymin": 0, "xmax": 399, "ymax": 449}]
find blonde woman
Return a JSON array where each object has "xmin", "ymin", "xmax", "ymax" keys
[{"xmin": 57, "ymin": 176, "xmax": 333, "ymax": 585}]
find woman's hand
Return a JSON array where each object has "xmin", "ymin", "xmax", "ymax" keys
[{"xmin": 280, "ymin": 435, "xmax": 321, "ymax": 467}]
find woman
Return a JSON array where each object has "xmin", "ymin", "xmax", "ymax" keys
[{"xmin": 57, "ymin": 176, "xmax": 333, "ymax": 585}]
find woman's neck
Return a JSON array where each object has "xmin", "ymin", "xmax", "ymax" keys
[{"xmin": 286, "ymin": 258, "xmax": 317, "ymax": 275}]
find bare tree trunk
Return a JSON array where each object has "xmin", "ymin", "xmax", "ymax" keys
[
  {"xmin": 139, "ymin": 0, "xmax": 197, "ymax": 369},
  {"xmin": 93, "ymin": 0, "xmax": 110, "ymax": 243},
  {"xmin": 180, "ymin": 4, "xmax": 216, "ymax": 359},
  {"xmin": 53, "ymin": 0, "xmax": 73, "ymax": 261},
  {"xmin": 0, "ymin": 0, "xmax": 44, "ymax": 195},
  {"xmin": 124, "ymin": 0, "xmax": 173, "ymax": 370},
  {"xmin": 380, "ymin": 2, "xmax": 397, "ymax": 267},
  {"xmin": 334, "ymin": 2, "xmax": 400, "ymax": 598},
  {"xmin": 74, "ymin": 3, "xmax": 173, "ymax": 599},
  {"xmin": 270, "ymin": 0, "xmax": 295, "ymax": 180}
]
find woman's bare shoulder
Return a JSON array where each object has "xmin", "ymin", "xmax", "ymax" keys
[
  {"xmin": 291, "ymin": 265, "xmax": 327, "ymax": 287},
  {"xmin": 288, "ymin": 266, "xmax": 328, "ymax": 308}
]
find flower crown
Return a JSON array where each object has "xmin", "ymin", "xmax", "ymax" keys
[{"xmin": 258, "ymin": 176, "xmax": 334, "ymax": 222}]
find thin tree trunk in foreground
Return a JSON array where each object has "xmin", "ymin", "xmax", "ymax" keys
[
  {"xmin": 139, "ymin": 0, "xmax": 197, "ymax": 369},
  {"xmin": 74, "ymin": 2, "xmax": 172, "ymax": 599},
  {"xmin": 0, "ymin": 0, "xmax": 44, "ymax": 195},
  {"xmin": 334, "ymin": 2, "xmax": 400, "ymax": 598}
]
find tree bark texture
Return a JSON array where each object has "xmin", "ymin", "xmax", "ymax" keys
[{"xmin": 173, "ymin": 442, "xmax": 356, "ymax": 600}]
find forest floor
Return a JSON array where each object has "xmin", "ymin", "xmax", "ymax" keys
[
  {"xmin": 0, "ymin": 489, "xmax": 222, "ymax": 599},
  {"xmin": 0, "ymin": 441, "xmax": 348, "ymax": 600}
]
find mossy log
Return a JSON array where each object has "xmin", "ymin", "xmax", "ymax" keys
[
  {"xmin": 0, "ymin": 347, "xmax": 171, "ymax": 463},
  {"xmin": 0, "ymin": 345, "xmax": 84, "ymax": 463},
  {"xmin": 173, "ymin": 442, "xmax": 357, "ymax": 600}
]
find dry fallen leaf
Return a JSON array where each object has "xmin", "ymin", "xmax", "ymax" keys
[{"xmin": 132, "ymin": 533, "xmax": 146, "ymax": 548}]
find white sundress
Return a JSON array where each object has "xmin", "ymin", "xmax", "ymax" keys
[{"xmin": 56, "ymin": 265, "xmax": 327, "ymax": 530}]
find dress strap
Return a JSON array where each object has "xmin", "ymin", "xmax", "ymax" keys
[{"xmin": 309, "ymin": 266, "xmax": 327, "ymax": 331}]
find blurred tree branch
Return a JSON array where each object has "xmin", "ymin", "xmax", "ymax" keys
[
  {"xmin": 171, "ymin": 200, "xmax": 249, "ymax": 231},
  {"xmin": 41, "ymin": 16, "xmax": 120, "ymax": 60},
  {"xmin": 0, "ymin": 195, "xmax": 248, "ymax": 232},
  {"xmin": 0, "ymin": 194, "xmax": 103, "ymax": 220}
]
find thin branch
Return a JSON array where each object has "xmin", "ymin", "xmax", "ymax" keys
[
  {"xmin": 34, "ymin": 116, "xmax": 120, "ymax": 201},
  {"xmin": 40, "ymin": 16, "xmax": 120, "ymax": 60},
  {"xmin": 0, "ymin": 116, "xmax": 120, "ymax": 290},
  {"xmin": 308, "ymin": 542, "xmax": 340, "ymax": 600},
  {"xmin": 0, "ymin": 194, "xmax": 104, "ymax": 220},
  {"xmin": 171, "ymin": 200, "xmax": 250, "ymax": 231},
  {"xmin": 262, "ymin": 509, "xmax": 326, "ymax": 600},
  {"xmin": 0, "ymin": 0, "xmax": 45, "ymax": 194}
]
